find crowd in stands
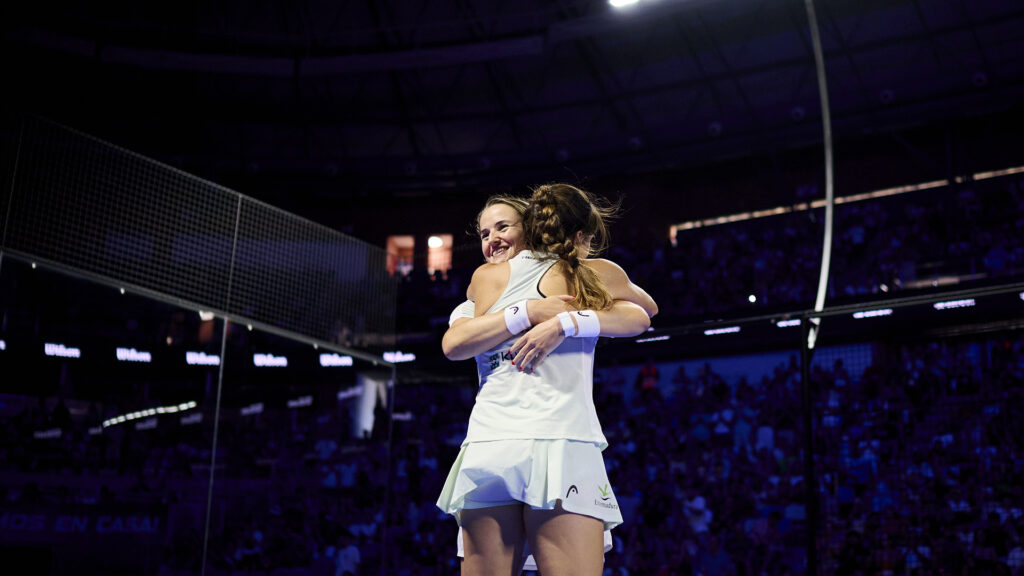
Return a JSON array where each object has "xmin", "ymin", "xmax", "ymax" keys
[
  {"xmin": 2, "ymin": 324, "xmax": 1022, "ymax": 575},
  {"xmin": 398, "ymin": 174, "xmax": 1024, "ymax": 335},
  {"xmin": 2, "ymin": 174, "xmax": 1024, "ymax": 575}
]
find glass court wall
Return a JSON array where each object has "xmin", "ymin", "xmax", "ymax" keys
[{"xmin": 0, "ymin": 115, "xmax": 399, "ymax": 575}]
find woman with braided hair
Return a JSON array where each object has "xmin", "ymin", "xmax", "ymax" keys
[
  {"xmin": 442, "ymin": 192, "xmax": 655, "ymax": 572},
  {"xmin": 437, "ymin": 183, "xmax": 657, "ymax": 575}
]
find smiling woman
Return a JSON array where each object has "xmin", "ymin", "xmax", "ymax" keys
[
  {"xmin": 477, "ymin": 195, "xmax": 528, "ymax": 263},
  {"xmin": 437, "ymin": 184, "xmax": 657, "ymax": 576}
]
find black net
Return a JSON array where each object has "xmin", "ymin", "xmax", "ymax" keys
[{"xmin": 2, "ymin": 115, "xmax": 396, "ymax": 353}]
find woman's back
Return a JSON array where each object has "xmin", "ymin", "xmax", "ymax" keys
[{"xmin": 467, "ymin": 250, "xmax": 606, "ymax": 448}]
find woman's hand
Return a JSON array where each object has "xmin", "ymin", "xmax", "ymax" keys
[
  {"xmin": 527, "ymin": 294, "xmax": 575, "ymax": 324},
  {"xmin": 509, "ymin": 317, "xmax": 567, "ymax": 374}
]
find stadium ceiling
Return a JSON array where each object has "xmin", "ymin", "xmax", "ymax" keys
[{"xmin": 4, "ymin": 0, "xmax": 1024, "ymax": 201}]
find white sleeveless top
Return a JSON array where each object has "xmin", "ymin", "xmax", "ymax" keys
[{"xmin": 464, "ymin": 250, "xmax": 607, "ymax": 449}]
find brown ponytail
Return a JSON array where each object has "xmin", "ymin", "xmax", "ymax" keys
[{"xmin": 523, "ymin": 183, "xmax": 619, "ymax": 311}]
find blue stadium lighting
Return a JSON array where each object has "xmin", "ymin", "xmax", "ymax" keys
[
  {"xmin": 186, "ymin": 351, "xmax": 220, "ymax": 366},
  {"xmin": 103, "ymin": 401, "xmax": 198, "ymax": 428},
  {"xmin": 704, "ymin": 326, "xmax": 741, "ymax": 336},
  {"xmin": 609, "ymin": 0, "xmax": 640, "ymax": 7},
  {"xmin": 1020, "ymin": 291, "xmax": 1024, "ymax": 301},
  {"xmin": 0, "ymin": 339, "xmax": 5, "ymax": 350},
  {"xmin": 44, "ymin": 342, "xmax": 81, "ymax": 358},
  {"xmin": 636, "ymin": 335, "xmax": 671, "ymax": 343},
  {"xmin": 116, "ymin": 347, "xmax": 153, "ymax": 363},
  {"xmin": 320, "ymin": 353, "xmax": 354, "ymax": 367},
  {"xmin": 776, "ymin": 319, "xmax": 802, "ymax": 328},
  {"xmin": 241, "ymin": 403, "xmax": 264, "ymax": 416},
  {"xmin": 933, "ymin": 298, "xmax": 975, "ymax": 310},
  {"xmin": 852, "ymin": 308, "xmax": 893, "ymax": 319},
  {"xmin": 253, "ymin": 353, "xmax": 288, "ymax": 367}
]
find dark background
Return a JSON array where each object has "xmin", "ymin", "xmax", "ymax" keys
[{"xmin": 3, "ymin": 1, "xmax": 1024, "ymax": 575}]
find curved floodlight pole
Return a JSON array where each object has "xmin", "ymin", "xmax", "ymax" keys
[
  {"xmin": 805, "ymin": 0, "xmax": 835, "ymax": 351},
  {"xmin": 802, "ymin": 2, "xmax": 833, "ymax": 576}
]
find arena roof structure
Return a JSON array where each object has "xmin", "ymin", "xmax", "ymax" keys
[{"xmin": 4, "ymin": 0, "xmax": 1023, "ymax": 208}]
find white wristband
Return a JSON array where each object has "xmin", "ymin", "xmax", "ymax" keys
[
  {"xmin": 556, "ymin": 311, "xmax": 576, "ymax": 337},
  {"xmin": 572, "ymin": 310, "xmax": 600, "ymax": 338},
  {"xmin": 504, "ymin": 300, "xmax": 531, "ymax": 334}
]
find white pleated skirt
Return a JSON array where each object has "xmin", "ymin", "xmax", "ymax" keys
[{"xmin": 436, "ymin": 438, "xmax": 623, "ymax": 531}]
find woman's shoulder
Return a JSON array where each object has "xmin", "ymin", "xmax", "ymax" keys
[
  {"xmin": 469, "ymin": 261, "xmax": 509, "ymax": 284},
  {"xmin": 580, "ymin": 258, "xmax": 635, "ymax": 290},
  {"xmin": 580, "ymin": 257, "xmax": 627, "ymax": 274}
]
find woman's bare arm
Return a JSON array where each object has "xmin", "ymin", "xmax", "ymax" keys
[
  {"xmin": 448, "ymin": 257, "xmax": 657, "ymax": 370},
  {"xmin": 583, "ymin": 258, "xmax": 658, "ymax": 317},
  {"xmin": 466, "ymin": 262, "xmax": 507, "ymax": 318},
  {"xmin": 508, "ymin": 300, "xmax": 650, "ymax": 372},
  {"xmin": 442, "ymin": 295, "xmax": 575, "ymax": 361}
]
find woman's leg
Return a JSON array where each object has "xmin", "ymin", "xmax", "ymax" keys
[
  {"xmin": 460, "ymin": 504, "xmax": 528, "ymax": 576},
  {"xmin": 524, "ymin": 501, "xmax": 605, "ymax": 576}
]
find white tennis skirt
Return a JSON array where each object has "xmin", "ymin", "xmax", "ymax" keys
[{"xmin": 436, "ymin": 438, "xmax": 623, "ymax": 531}]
